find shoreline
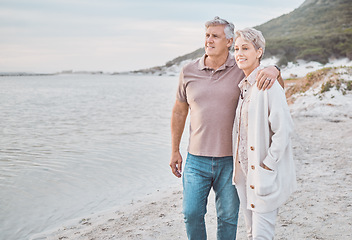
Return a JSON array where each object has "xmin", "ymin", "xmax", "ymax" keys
[{"xmin": 32, "ymin": 113, "xmax": 352, "ymax": 239}]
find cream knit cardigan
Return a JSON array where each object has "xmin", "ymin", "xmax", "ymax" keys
[{"xmin": 232, "ymin": 76, "xmax": 297, "ymax": 213}]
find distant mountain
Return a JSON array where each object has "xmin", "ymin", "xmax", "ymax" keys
[
  {"xmin": 256, "ymin": 0, "xmax": 352, "ymax": 66},
  {"xmin": 133, "ymin": 0, "xmax": 351, "ymax": 74}
]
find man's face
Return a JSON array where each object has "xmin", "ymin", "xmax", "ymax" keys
[{"xmin": 204, "ymin": 25, "xmax": 232, "ymax": 58}]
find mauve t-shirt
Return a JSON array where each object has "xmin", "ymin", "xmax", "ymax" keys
[{"xmin": 176, "ymin": 53, "xmax": 244, "ymax": 157}]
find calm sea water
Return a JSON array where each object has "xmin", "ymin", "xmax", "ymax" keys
[{"xmin": 0, "ymin": 74, "xmax": 187, "ymax": 240}]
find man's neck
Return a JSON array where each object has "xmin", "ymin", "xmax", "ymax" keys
[{"xmin": 204, "ymin": 52, "xmax": 229, "ymax": 70}]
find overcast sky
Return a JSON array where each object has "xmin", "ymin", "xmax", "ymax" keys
[{"xmin": 0, "ymin": 0, "xmax": 305, "ymax": 73}]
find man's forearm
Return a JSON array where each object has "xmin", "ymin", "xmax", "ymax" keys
[
  {"xmin": 256, "ymin": 65, "xmax": 283, "ymax": 90},
  {"xmin": 171, "ymin": 111, "xmax": 187, "ymax": 153},
  {"xmin": 277, "ymin": 73, "xmax": 284, "ymax": 89}
]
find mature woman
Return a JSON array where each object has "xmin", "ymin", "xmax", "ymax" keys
[{"xmin": 232, "ymin": 27, "xmax": 297, "ymax": 239}]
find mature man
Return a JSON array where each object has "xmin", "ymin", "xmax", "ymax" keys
[{"xmin": 170, "ymin": 17, "xmax": 283, "ymax": 240}]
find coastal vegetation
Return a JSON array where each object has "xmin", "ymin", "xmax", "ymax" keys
[{"xmin": 285, "ymin": 66, "xmax": 352, "ymax": 103}]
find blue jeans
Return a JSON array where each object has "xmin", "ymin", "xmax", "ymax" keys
[{"xmin": 182, "ymin": 153, "xmax": 240, "ymax": 240}]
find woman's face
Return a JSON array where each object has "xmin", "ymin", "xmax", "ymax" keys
[{"xmin": 234, "ymin": 36, "xmax": 262, "ymax": 76}]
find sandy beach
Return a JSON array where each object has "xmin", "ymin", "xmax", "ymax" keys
[{"xmin": 32, "ymin": 67, "xmax": 352, "ymax": 240}]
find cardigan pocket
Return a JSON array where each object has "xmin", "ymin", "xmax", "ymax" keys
[{"xmin": 255, "ymin": 166, "xmax": 278, "ymax": 196}]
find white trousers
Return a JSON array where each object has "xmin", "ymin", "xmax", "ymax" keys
[{"xmin": 235, "ymin": 163, "xmax": 278, "ymax": 240}]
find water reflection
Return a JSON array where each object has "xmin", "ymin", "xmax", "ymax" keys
[{"xmin": 0, "ymin": 74, "xmax": 187, "ymax": 239}]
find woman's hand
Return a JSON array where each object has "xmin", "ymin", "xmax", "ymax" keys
[{"xmin": 261, "ymin": 163, "xmax": 273, "ymax": 171}]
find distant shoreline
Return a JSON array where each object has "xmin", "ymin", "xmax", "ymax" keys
[
  {"xmin": 0, "ymin": 72, "xmax": 57, "ymax": 77},
  {"xmin": 0, "ymin": 71, "xmax": 107, "ymax": 77},
  {"xmin": 0, "ymin": 71, "xmax": 149, "ymax": 77},
  {"xmin": 2, "ymin": 57, "xmax": 351, "ymax": 78}
]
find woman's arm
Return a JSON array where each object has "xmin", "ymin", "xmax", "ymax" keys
[{"xmin": 262, "ymin": 83, "xmax": 293, "ymax": 171}]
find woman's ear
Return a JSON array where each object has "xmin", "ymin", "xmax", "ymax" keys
[{"xmin": 257, "ymin": 48, "xmax": 263, "ymax": 59}]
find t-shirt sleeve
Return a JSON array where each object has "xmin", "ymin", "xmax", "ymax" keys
[{"xmin": 176, "ymin": 69, "xmax": 187, "ymax": 103}]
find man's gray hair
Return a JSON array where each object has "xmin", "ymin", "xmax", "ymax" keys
[
  {"xmin": 205, "ymin": 16, "xmax": 235, "ymax": 40},
  {"xmin": 235, "ymin": 27, "xmax": 266, "ymax": 61}
]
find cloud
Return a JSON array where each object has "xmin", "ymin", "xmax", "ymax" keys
[{"xmin": 0, "ymin": 0, "xmax": 305, "ymax": 72}]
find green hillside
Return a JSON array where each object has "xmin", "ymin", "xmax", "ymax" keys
[
  {"xmin": 164, "ymin": 0, "xmax": 352, "ymax": 68},
  {"xmin": 256, "ymin": 0, "xmax": 352, "ymax": 66}
]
